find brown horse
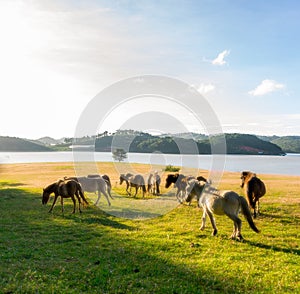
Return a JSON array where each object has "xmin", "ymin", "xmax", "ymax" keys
[
  {"xmin": 42, "ymin": 179, "xmax": 88, "ymax": 213},
  {"xmin": 240, "ymin": 171, "xmax": 266, "ymax": 218},
  {"xmin": 184, "ymin": 180, "xmax": 260, "ymax": 241},
  {"xmin": 120, "ymin": 173, "xmax": 146, "ymax": 198}
]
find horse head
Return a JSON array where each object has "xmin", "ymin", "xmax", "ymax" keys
[
  {"xmin": 165, "ymin": 173, "xmax": 179, "ymax": 188},
  {"xmin": 42, "ymin": 189, "xmax": 51, "ymax": 205},
  {"xmin": 119, "ymin": 174, "xmax": 126, "ymax": 185},
  {"xmin": 240, "ymin": 171, "xmax": 255, "ymax": 188}
]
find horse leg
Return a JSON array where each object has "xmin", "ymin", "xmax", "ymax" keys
[
  {"xmin": 142, "ymin": 186, "xmax": 145, "ymax": 198},
  {"xmin": 95, "ymin": 190, "xmax": 101, "ymax": 205},
  {"xmin": 133, "ymin": 186, "xmax": 137, "ymax": 198},
  {"xmin": 49, "ymin": 195, "xmax": 58, "ymax": 213},
  {"xmin": 75, "ymin": 192, "xmax": 82, "ymax": 213},
  {"xmin": 176, "ymin": 189, "xmax": 182, "ymax": 203},
  {"xmin": 206, "ymin": 209, "xmax": 218, "ymax": 236},
  {"xmin": 127, "ymin": 183, "xmax": 131, "ymax": 196},
  {"xmin": 253, "ymin": 200, "xmax": 257, "ymax": 219},
  {"xmin": 156, "ymin": 182, "xmax": 160, "ymax": 195},
  {"xmin": 100, "ymin": 187, "xmax": 111, "ymax": 206},
  {"xmin": 70, "ymin": 195, "xmax": 76, "ymax": 214},
  {"xmin": 107, "ymin": 184, "xmax": 113, "ymax": 199},
  {"xmin": 61, "ymin": 197, "xmax": 64, "ymax": 213},
  {"xmin": 200, "ymin": 209, "xmax": 207, "ymax": 231},
  {"xmin": 225, "ymin": 213, "xmax": 243, "ymax": 241}
]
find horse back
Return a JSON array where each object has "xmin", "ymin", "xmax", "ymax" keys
[
  {"xmin": 132, "ymin": 174, "xmax": 145, "ymax": 186},
  {"xmin": 248, "ymin": 177, "xmax": 266, "ymax": 198},
  {"xmin": 205, "ymin": 190, "xmax": 240, "ymax": 216},
  {"xmin": 58, "ymin": 179, "xmax": 78, "ymax": 196}
]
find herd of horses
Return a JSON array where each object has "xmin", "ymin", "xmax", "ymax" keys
[{"xmin": 42, "ymin": 170, "xmax": 266, "ymax": 241}]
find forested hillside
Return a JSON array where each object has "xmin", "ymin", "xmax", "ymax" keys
[
  {"xmin": 1, "ymin": 131, "xmax": 288, "ymax": 155},
  {"xmin": 270, "ymin": 136, "xmax": 300, "ymax": 153}
]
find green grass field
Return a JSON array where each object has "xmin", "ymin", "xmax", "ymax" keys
[{"xmin": 0, "ymin": 163, "xmax": 299, "ymax": 293}]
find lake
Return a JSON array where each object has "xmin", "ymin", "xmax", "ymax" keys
[{"xmin": 0, "ymin": 151, "xmax": 299, "ymax": 176}]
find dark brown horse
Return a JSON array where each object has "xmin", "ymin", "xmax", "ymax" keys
[
  {"xmin": 240, "ymin": 171, "xmax": 266, "ymax": 218},
  {"xmin": 120, "ymin": 173, "xmax": 146, "ymax": 198},
  {"xmin": 165, "ymin": 173, "xmax": 206, "ymax": 203},
  {"xmin": 42, "ymin": 179, "xmax": 88, "ymax": 213}
]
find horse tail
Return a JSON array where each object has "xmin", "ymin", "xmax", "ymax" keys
[
  {"xmin": 245, "ymin": 183, "xmax": 255, "ymax": 209},
  {"xmin": 101, "ymin": 175, "xmax": 112, "ymax": 198},
  {"xmin": 240, "ymin": 196, "xmax": 259, "ymax": 233},
  {"xmin": 77, "ymin": 182, "xmax": 89, "ymax": 205}
]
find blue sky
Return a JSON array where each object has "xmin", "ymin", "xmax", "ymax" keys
[{"xmin": 1, "ymin": 0, "xmax": 300, "ymax": 138}]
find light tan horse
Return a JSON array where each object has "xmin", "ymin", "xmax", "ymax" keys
[
  {"xmin": 119, "ymin": 173, "xmax": 146, "ymax": 198},
  {"xmin": 185, "ymin": 180, "xmax": 260, "ymax": 241},
  {"xmin": 240, "ymin": 171, "xmax": 266, "ymax": 218},
  {"xmin": 66, "ymin": 176, "xmax": 113, "ymax": 206}
]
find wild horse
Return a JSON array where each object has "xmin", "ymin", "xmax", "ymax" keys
[
  {"xmin": 240, "ymin": 171, "xmax": 266, "ymax": 218},
  {"xmin": 42, "ymin": 179, "xmax": 88, "ymax": 213},
  {"xmin": 120, "ymin": 173, "xmax": 146, "ymax": 198},
  {"xmin": 66, "ymin": 176, "xmax": 113, "ymax": 206},
  {"xmin": 184, "ymin": 180, "xmax": 260, "ymax": 241}
]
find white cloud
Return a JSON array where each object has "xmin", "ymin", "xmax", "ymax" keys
[
  {"xmin": 248, "ymin": 79, "xmax": 285, "ymax": 96},
  {"xmin": 212, "ymin": 50, "xmax": 230, "ymax": 65},
  {"xmin": 197, "ymin": 83, "xmax": 215, "ymax": 95}
]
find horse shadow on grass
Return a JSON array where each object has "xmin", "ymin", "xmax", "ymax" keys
[
  {"xmin": 1, "ymin": 187, "xmax": 280, "ymax": 293},
  {"xmin": 66, "ymin": 214, "xmax": 134, "ymax": 230},
  {"xmin": 245, "ymin": 240, "xmax": 300, "ymax": 255}
]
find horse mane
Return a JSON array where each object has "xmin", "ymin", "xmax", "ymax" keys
[
  {"xmin": 44, "ymin": 182, "xmax": 58, "ymax": 193},
  {"xmin": 241, "ymin": 171, "xmax": 257, "ymax": 181}
]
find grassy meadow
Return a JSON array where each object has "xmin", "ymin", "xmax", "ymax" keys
[{"xmin": 0, "ymin": 162, "xmax": 299, "ymax": 293}]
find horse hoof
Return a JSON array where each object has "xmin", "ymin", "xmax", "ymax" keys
[
  {"xmin": 236, "ymin": 235, "xmax": 244, "ymax": 242},
  {"xmin": 212, "ymin": 229, "xmax": 218, "ymax": 236}
]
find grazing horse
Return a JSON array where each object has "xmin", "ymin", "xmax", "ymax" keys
[
  {"xmin": 182, "ymin": 176, "xmax": 207, "ymax": 206},
  {"xmin": 185, "ymin": 180, "xmax": 260, "ymax": 241},
  {"xmin": 87, "ymin": 174, "xmax": 112, "ymax": 198},
  {"xmin": 120, "ymin": 173, "xmax": 146, "ymax": 198},
  {"xmin": 147, "ymin": 172, "xmax": 161, "ymax": 195},
  {"xmin": 66, "ymin": 176, "xmax": 113, "ymax": 206},
  {"xmin": 42, "ymin": 179, "xmax": 88, "ymax": 213},
  {"xmin": 240, "ymin": 171, "xmax": 266, "ymax": 218},
  {"xmin": 165, "ymin": 173, "xmax": 206, "ymax": 203}
]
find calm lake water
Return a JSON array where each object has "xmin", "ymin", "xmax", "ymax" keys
[{"xmin": 0, "ymin": 151, "xmax": 299, "ymax": 176}]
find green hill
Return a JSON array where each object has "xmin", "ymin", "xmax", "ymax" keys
[
  {"xmin": 0, "ymin": 132, "xmax": 286, "ymax": 155},
  {"xmin": 258, "ymin": 135, "xmax": 300, "ymax": 153},
  {"xmin": 216, "ymin": 133, "xmax": 285, "ymax": 155},
  {"xmin": 91, "ymin": 131, "xmax": 284, "ymax": 155},
  {"xmin": 270, "ymin": 136, "xmax": 300, "ymax": 153},
  {"xmin": 0, "ymin": 136, "xmax": 53, "ymax": 152}
]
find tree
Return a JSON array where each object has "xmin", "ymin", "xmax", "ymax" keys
[{"xmin": 112, "ymin": 148, "xmax": 127, "ymax": 162}]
